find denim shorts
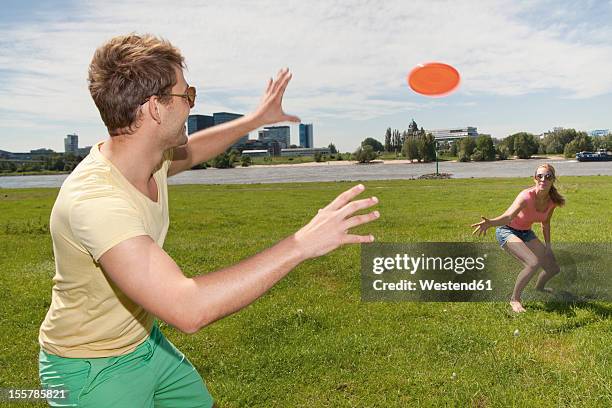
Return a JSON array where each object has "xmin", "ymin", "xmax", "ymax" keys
[{"xmin": 495, "ymin": 225, "xmax": 537, "ymax": 248}]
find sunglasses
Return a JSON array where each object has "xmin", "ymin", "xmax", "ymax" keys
[
  {"xmin": 142, "ymin": 86, "xmax": 196, "ymax": 108},
  {"xmin": 535, "ymin": 172, "xmax": 554, "ymax": 181}
]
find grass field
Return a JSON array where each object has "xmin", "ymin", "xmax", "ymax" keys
[{"xmin": 1, "ymin": 177, "xmax": 611, "ymax": 407}]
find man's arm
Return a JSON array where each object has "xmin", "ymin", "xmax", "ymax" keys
[
  {"xmin": 98, "ymin": 184, "xmax": 379, "ymax": 333},
  {"xmin": 168, "ymin": 68, "xmax": 300, "ymax": 177}
]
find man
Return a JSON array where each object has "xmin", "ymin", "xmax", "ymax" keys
[{"xmin": 38, "ymin": 34, "xmax": 379, "ymax": 407}]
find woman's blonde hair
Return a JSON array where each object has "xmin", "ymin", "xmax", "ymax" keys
[{"xmin": 535, "ymin": 163, "xmax": 565, "ymax": 207}]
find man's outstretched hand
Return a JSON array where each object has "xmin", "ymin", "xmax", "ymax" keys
[
  {"xmin": 294, "ymin": 184, "xmax": 380, "ymax": 260},
  {"xmin": 253, "ymin": 67, "xmax": 301, "ymax": 127}
]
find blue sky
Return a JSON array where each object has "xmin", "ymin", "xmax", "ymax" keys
[{"xmin": 1, "ymin": 0, "xmax": 612, "ymax": 153}]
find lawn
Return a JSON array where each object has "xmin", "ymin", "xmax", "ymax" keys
[{"xmin": 1, "ymin": 177, "xmax": 611, "ymax": 407}]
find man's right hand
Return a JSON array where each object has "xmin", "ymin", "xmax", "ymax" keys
[{"xmin": 293, "ymin": 184, "xmax": 380, "ymax": 260}]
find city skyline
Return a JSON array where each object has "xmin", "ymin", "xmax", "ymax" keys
[{"xmin": 2, "ymin": 0, "xmax": 612, "ymax": 153}]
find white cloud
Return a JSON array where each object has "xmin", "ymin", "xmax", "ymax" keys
[{"xmin": 1, "ymin": 0, "xmax": 611, "ymax": 151}]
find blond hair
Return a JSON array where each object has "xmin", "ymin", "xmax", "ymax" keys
[
  {"xmin": 535, "ymin": 163, "xmax": 565, "ymax": 206},
  {"xmin": 88, "ymin": 33, "xmax": 185, "ymax": 136}
]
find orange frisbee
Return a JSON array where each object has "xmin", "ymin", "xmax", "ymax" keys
[{"xmin": 407, "ymin": 62, "xmax": 460, "ymax": 97}]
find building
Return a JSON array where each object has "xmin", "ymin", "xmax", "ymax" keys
[
  {"xmin": 428, "ymin": 127, "xmax": 478, "ymax": 141},
  {"xmin": 213, "ymin": 112, "xmax": 249, "ymax": 145},
  {"xmin": 234, "ymin": 139, "xmax": 281, "ymax": 156},
  {"xmin": 64, "ymin": 134, "xmax": 78, "ymax": 155},
  {"xmin": 240, "ymin": 149, "xmax": 270, "ymax": 158},
  {"xmin": 187, "ymin": 114, "xmax": 214, "ymax": 135},
  {"xmin": 77, "ymin": 146, "xmax": 92, "ymax": 157},
  {"xmin": 589, "ymin": 129, "xmax": 610, "ymax": 137},
  {"xmin": 260, "ymin": 126, "xmax": 290, "ymax": 148},
  {"xmin": 257, "ymin": 129, "xmax": 269, "ymax": 140},
  {"xmin": 280, "ymin": 147, "xmax": 330, "ymax": 157},
  {"xmin": 299, "ymin": 123, "xmax": 314, "ymax": 148},
  {"xmin": 30, "ymin": 148, "xmax": 55, "ymax": 156}
]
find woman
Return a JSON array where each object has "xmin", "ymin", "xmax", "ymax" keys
[{"xmin": 471, "ymin": 164, "xmax": 565, "ymax": 313}]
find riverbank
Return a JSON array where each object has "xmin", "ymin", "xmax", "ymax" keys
[{"xmin": 1, "ymin": 158, "xmax": 609, "ymax": 189}]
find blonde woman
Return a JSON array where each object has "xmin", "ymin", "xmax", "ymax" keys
[{"xmin": 472, "ymin": 164, "xmax": 565, "ymax": 313}]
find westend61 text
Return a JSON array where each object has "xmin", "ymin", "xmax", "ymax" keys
[{"xmin": 373, "ymin": 279, "xmax": 493, "ymax": 291}]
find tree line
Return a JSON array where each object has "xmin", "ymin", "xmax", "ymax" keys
[
  {"xmin": 353, "ymin": 122, "xmax": 612, "ymax": 164},
  {"xmin": 0, "ymin": 153, "xmax": 85, "ymax": 174}
]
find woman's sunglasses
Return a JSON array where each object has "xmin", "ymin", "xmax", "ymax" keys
[
  {"xmin": 142, "ymin": 86, "xmax": 196, "ymax": 108},
  {"xmin": 535, "ymin": 172, "xmax": 554, "ymax": 181}
]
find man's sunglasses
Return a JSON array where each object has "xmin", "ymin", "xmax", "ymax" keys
[
  {"xmin": 535, "ymin": 172, "xmax": 554, "ymax": 181},
  {"xmin": 142, "ymin": 86, "xmax": 196, "ymax": 108}
]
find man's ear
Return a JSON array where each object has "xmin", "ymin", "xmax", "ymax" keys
[{"xmin": 148, "ymin": 96, "xmax": 162, "ymax": 125}]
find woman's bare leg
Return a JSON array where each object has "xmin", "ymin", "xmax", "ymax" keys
[
  {"xmin": 502, "ymin": 236, "xmax": 541, "ymax": 313},
  {"xmin": 524, "ymin": 238, "xmax": 561, "ymax": 292}
]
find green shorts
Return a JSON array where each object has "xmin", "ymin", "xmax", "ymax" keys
[{"xmin": 39, "ymin": 322, "xmax": 214, "ymax": 407}]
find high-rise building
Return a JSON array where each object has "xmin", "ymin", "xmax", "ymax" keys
[
  {"xmin": 187, "ymin": 114, "xmax": 214, "ymax": 135},
  {"xmin": 213, "ymin": 112, "xmax": 249, "ymax": 145},
  {"xmin": 64, "ymin": 134, "xmax": 78, "ymax": 154},
  {"xmin": 299, "ymin": 123, "xmax": 313, "ymax": 148},
  {"xmin": 261, "ymin": 126, "xmax": 290, "ymax": 148}
]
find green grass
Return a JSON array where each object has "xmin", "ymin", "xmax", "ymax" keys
[{"xmin": 1, "ymin": 177, "xmax": 611, "ymax": 407}]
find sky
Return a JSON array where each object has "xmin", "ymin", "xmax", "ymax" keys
[{"xmin": 1, "ymin": 0, "xmax": 612, "ymax": 153}]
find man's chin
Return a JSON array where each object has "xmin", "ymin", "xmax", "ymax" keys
[
  {"xmin": 175, "ymin": 132, "xmax": 188, "ymax": 147},
  {"xmin": 180, "ymin": 133, "xmax": 188, "ymax": 146}
]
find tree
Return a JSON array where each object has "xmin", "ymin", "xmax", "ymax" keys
[
  {"xmin": 328, "ymin": 143, "xmax": 337, "ymax": 154},
  {"xmin": 240, "ymin": 155, "xmax": 252, "ymax": 167},
  {"xmin": 384, "ymin": 128, "xmax": 392, "ymax": 152},
  {"xmin": 541, "ymin": 128, "xmax": 580, "ymax": 154},
  {"xmin": 53, "ymin": 158, "xmax": 65, "ymax": 171},
  {"xmin": 353, "ymin": 145, "xmax": 377, "ymax": 163},
  {"xmin": 212, "ymin": 152, "xmax": 234, "ymax": 168},
  {"xmin": 495, "ymin": 144, "xmax": 509, "ymax": 160},
  {"xmin": 593, "ymin": 135, "xmax": 612, "ymax": 151},
  {"xmin": 361, "ymin": 137, "xmax": 384, "ymax": 152},
  {"xmin": 191, "ymin": 162, "xmax": 207, "ymax": 170},
  {"xmin": 449, "ymin": 141, "xmax": 458, "ymax": 157},
  {"xmin": 458, "ymin": 137, "xmax": 476, "ymax": 162},
  {"xmin": 336, "ymin": 152, "xmax": 343, "ymax": 161},
  {"xmin": 392, "ymin": 129, "xmax": 402, "ymax": 152},
  {"xmin": 564, "ymin": 133, "xmax": 594, "ymax": 158},
  {"xmin": 474, "ymin": 135, "xmax": 496, "ymax": 161},
  {"xmin": 418, "ymin": 133, "xmax": 436, "ymax": 162},
  {"xmin": 228, "ymin": 149, "xmax": 240, "ymax": 164},
  {"xmin": 402, "ymin": 136, "xmax": 420, "ymax": 161},
  {"xmin": 512, "ymin": 133, "xmax": 539, "ymax": 159},
  {"xmin": 314, "ymin": 151, "xmax": 323, "ymax": 162}
]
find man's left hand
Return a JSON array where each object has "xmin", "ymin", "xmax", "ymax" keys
[{"xmin": 252, "ymin": 67, "xmax": 301, "ymax": 127}]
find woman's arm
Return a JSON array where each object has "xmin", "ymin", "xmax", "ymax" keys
[
  {"xmin": 472, "ymin": 192, "xmax": 527, "ymax": 236},
  {"xmin": 541, "ymin": 207, "xmax": 555, "ymax": 249}
]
